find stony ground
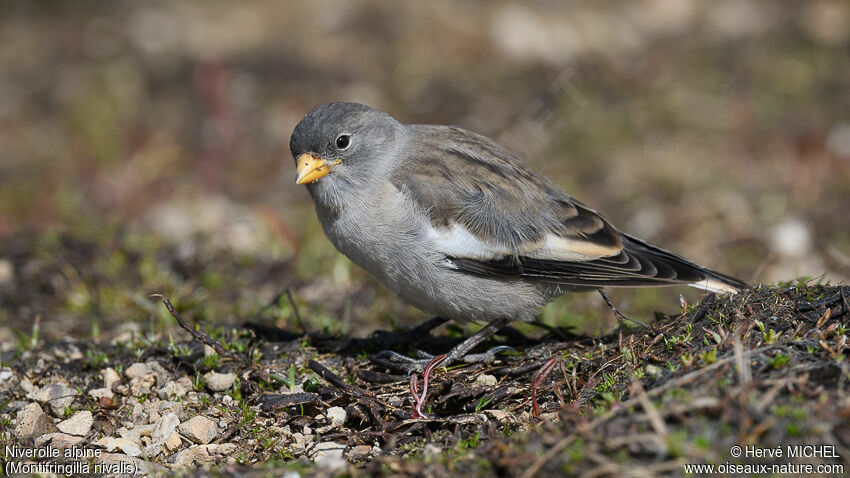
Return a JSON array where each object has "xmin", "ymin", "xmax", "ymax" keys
[{"xmin": 2, "ymin": 231, "xmax": 849, "ymax": 477}]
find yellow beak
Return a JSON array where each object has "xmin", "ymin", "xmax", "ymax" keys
[{"xmin": 295, "ymin": 153, "xmax": 332, "ymax": 185}]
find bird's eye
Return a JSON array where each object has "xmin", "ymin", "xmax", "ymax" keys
[{"xmin": 335, "ymin": 134, "xmax": 351, "ymax": 150}]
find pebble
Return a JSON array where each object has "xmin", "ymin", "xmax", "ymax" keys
[
  {"xmin": 32, "ymin": 383, "xmax": 77, "ymax": 416},
  {"xmin": 347, "ymin": 444, "xmax": 372, "ymax": 459},
  {"xmin": 125, "ymin": 363, "xmax": 149, "ymax": 379},
  {"xmin": 313, "ymin": 441, "xmax": 346, "ymax": 470},
  {"xmin": 204, "ymin": 371, "xmax": 236, "ymax": 392},
  {"xmin": 96, "ymin": 437, "xmax": 143, "ymax": 457},
  {"xmin": 19, "ymin": 379, "xmax": 34, "ymax": 394},
  {"xmin": 157, "ymin": 401, "xmax": 183, "ymax": 415},
  {"xmin": 158, "ymin": 380, "xmax": 190, "ymax": 400},
  {"xmin": 151, "ymin": 412, "xmax": 180, "ymax": 445},
  {"xmin": 178, "ymin": 416, "xmax": 218, "ymax": 444},
  {"xmin": 57, "ymin": 411, "xmax": 94, "ymax": 436},
  {"xmin": 130, "ymin": 374, "xmax": 156, "ymax": 396},
  {"xmin": 35, "ymin": 432, "xmax": 84, "ymax": 449},
  {"xmin": 13, "ymin": 402, "xmax": 48, "ymax": 439},
  {"xmin": 102, "ymin": 367, "xmax": 121, "ymax": 388},
  {"xmin": 89, "ymin": 387, "xmax": 114, "ymax": 400},
  {"xmin": 326, "ymin": 406, "xmax": 346, "ymax": 427},
  {"xmin": 475, "ymin": 374, "xmax": 498, "ymax": 386},
  {"xmin": 169, "ymin": 445, "xmax": 214, "ymax": 467},
  {"xmin": 213, "ymin": 443, "xmax": 236, "ymax": 454},
  {"xmin": 164, "ymin": 431, "xmax": 183, "ymax": 452},
  {"xmin": 0, "ymin": 367, "xmax": 13, "ymax": 383},
  {"xmin": 144, "ymin": 361, "xmax": 170, "ymax": 387}
]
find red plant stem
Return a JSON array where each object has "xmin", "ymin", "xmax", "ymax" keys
[{"xmin": 531, "ymin": 357, "xmax": 559, "ymax": 418}]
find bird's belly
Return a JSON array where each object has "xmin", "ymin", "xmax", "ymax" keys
[{"xmin": 321, "ymin": 210, "xmax": 549, "ymax": 322}]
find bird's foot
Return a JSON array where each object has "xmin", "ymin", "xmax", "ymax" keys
[
  {"xmin": 369, "ymin": 317, "xmax": 515, "ymax": 373},
  {"xmin": 372, "ymin": 344, "xmax": 518, "ymax": 373}
]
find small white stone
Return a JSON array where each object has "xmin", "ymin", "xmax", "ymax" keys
[
  {"xmin": 475, "ymin": 374, "xmax": 498, "ymax": 386},
  {"xmin": 57, "ymin": 411, "xmax": 94, "ymax": 436},
  {"xmin": 125, "ymin": 363, "xmax": 149, "ymax": 379},
  {"xmin": 20, "ymin": 379, "xmax": 34, "ymax": 394},
  {"xmin": 32, "ymin": 383, "xmax": 77, "ymax": 416},
  {"xmin": 0, "ymin": 367, "xmax": 13, "ymax": 383},
  {"xmin": 313, "ymin": 441, "xmax": 346, "ymax": 470},
  {"xmin": 136, "ymin": 423, "xmax": 156, "ymax": 436},
  {"xmin": 102, "ymin": 367, "xmax": 121, "ymax": 388},
  {"xmin": 326, "ymin": 406, "xmax": 346, "ymax": 427},
  {"xmin": 151, "ymin": 412, "xmax": 180, "ymax": 446},
  {"xmin": 204, "ymin": 371, "xmax": 236, "ymax": 392},
  {"xmin": 13, "ymin": 402, "xmax": 49, "ymax": 439},
  {"xmin": 89, "ymin": 388, "xmax": 113, "ymax": 400},
  {"xmin": 170, "ymin": 444, "xmax": 212, "ymax": 467},
  {"xmin": 347, "ymin": 444, "xmax": 372, "ymax": 459},
  {"xmin": 212, "ymin": 443, "xmax": 237, "ymax": 454},
  {"xmin": 95, "ymin": 436, "xmax": 143, "ymax": 457},
  {"xmin": 164, "ymin": 431, "xmax": 182, "ymax": 452},
  {"xmin": 158, "ymin": 380, "xmax": 190, "ymax": 400},
  {"xmin": 117, "ymin": 427, "xmax": 140, "ymax": 446},
  {"xmin": 157, "ymin": 401, "xmax": 183, "ymax": 415},
  {"xmin": 144, "ymin": 361, "xmax": 170, "ymax": 387},
  {"xmin": 35, "ymin": 432, "xmax": 84, "ymax": 449},
  {"xmin": 178, "ymin": 416, "xmax": 218, "ymax": 444},
  {"xmin": 118, "ymin": 439, "xmax": 143, "ymax": 457}
]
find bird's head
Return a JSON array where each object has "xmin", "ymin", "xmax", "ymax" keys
[{"xmin": 290, "ymin": 102, "xmax": 404, "ymax": 207}]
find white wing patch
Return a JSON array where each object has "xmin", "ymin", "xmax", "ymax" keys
[
  {"xmin": 531, "ymin": 235, "xmax": 622, "ymax": 261},
  {"xmin": 426, "ymin": 222, "xmax": 621, "ymax": 262},
  {"xmin": 426, "ymin": 222, "xmax": 512, "ymax": 261},
  {"xmin": 689, "ymin": 278, "xmax": 741, "ymax": 294}
]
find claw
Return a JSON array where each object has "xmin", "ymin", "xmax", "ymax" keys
[
  {"xmin": 462, "ymin": 345, "xmax": 517, "ymax": 363},
  {"xmin": 373, "ymin": 350, "xmax": 435, "ymax": 374}
]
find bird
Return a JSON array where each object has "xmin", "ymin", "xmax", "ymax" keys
[{"xmin": 289, "ymin": 102, "xmax": 747, "ymax": 367}]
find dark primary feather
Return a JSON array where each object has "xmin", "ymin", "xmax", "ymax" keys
[
  {"xmin": 449, "ymin": 235, "xmax": 749, "ymax": 290},
  {"xmin": 392, "ymin": 124, "xmax": 747, "ymax": 291}
]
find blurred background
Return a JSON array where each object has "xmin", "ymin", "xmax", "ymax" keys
[{"xmin": 1, "ymin": 0, "xmax": 848, "ymax": 343}]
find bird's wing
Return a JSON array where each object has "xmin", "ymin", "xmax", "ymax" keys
[{"xmin": 392, "ymin": 125, "xmax": 746, "ymax": 293}]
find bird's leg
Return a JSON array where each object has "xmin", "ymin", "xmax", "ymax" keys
[
  {"xmin": 441, "ymin": 318, "xmax": 513, "ymax": 366},
  {"xmin": 373, "ymin": 318, "xmax": 515, "ymax": 372},
  {"xmin": 597, "ymin": 290, "xmax": 649, "ymax": 329}
]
